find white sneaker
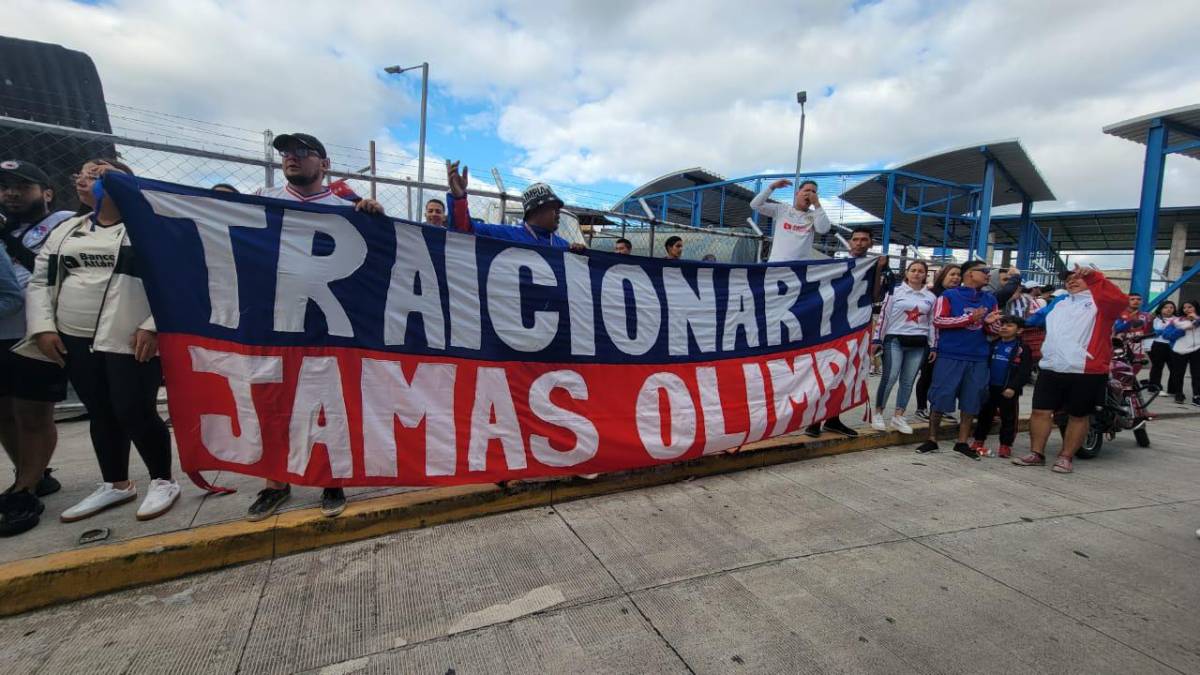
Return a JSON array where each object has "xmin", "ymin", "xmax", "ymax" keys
[
  {"xmin": 137, "ymin": 479, "xmax": 181, "ymax": 521},
  {"xmin": 61, "ymin": 482, "xmax": 138, "ymax": 523},
  {"xmin": 871, "ymin": 415, "xmax": 887, "ymax": 431},
  {"xmin": 891, "ymin": 415, "xmax": 914, "ymax": 435}
]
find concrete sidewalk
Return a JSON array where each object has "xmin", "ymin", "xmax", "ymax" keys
[
  {"xmin": 8, "ymin": 372, "xmax": 1194, "ymax": 565},
  {"xmin": 1, "ymin": 413, "xmax": 1197, "ymax": 673}
]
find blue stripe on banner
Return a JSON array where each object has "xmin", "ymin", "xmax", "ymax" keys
[{"xmin": 104, "ymin": 174, "xmax": 876, "ymax": 365}]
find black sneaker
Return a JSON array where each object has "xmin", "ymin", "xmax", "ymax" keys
[
  {"xmin": 942, "ymin": 412, "xmax": 959, "ymax": 424},
  {"xmin": 953, "ymin": 442, "xmax": 981, "ymax": 461},
  {"xmin": 1193, "ymin": 396, "xmax": 1200, "ymax": 408},
  {"xmin": 0, "ymin": 490, "xmax": 45, "ymax": 537},
  {"xmin": 1175, "ymin": 394, "xmax": 1186, "ymax": 404},
  {"xmin": 915, "ymin": 440, "xmax": 939, "ymax": 454},
  {"xmin": 914, "ymin": 409, "xmax": 929, "ymax": 421},
  {"xmin": 246, "ymin": 486, "xmax": 290, "ymax": 522},
  {"xmin": 823, "ymin": 418, "xmax": 859, "ymax": 438},
  {"xmin": 321, "ymin": 488, "xmax": 346, "ymax": 518},
  {"xmin": 804, "ymin": 423, "xmax": 822, "ymax": 438},
  {"xmin": 35, "ymin": 468, "xmax": 61, "ymax": 497}
]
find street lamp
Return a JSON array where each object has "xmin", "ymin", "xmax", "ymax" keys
[
  {"xmin": 384, "ymin": 62, "xmax": 429, "ymax": 216},
  {"xmin": 794, "ymin": 90, "xmax": 807, "ymax": 187}
]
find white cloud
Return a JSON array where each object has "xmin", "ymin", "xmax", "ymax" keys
[{"xmin": 5, "ymin": 0, "xmax": 1199, "ymax": 212}]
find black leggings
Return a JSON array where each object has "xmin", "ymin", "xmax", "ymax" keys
[
  {"xmin": 974, "ymin": 385, "xmax": 1018, "ymax": 445},
  {"xmin": 60, "ymin": 334, "xmax": 172, "ymax": 483},
  {"xmin": 915, "ymin": 358, "xmax": 933, "ymax": 411},
  {"xmin": 1167, "ymin": 349, "xmax": 1200, "ymax": 398},
  {"xmin": 1148, "ymin": 342, "xmax": 1173, "ymax": 390}
]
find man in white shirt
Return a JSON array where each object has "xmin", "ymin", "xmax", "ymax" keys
[
  {"xmin": 247, "ymin": 133, "xmax": 384, "ymax": 523},
  {"xmin": 751, "ymin": 179, "xmax": 831, "ymax": 262}
]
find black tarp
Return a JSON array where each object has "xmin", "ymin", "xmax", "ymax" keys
[{"xmin": 0, "ymin": 35, "xmax": 115, "ymax": 211}]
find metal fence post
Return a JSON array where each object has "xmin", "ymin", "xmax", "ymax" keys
[
  {"xmin": 263, "ymin": 129, "xmax": 274, "ymax": 188},
  {"xmin": 369, "ymin": 140, "xmax": 377, "ymax": 200}
]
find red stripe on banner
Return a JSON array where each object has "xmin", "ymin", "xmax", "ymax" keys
[{"xmin": 159, "ymin": 331, "xmax": 871, "ymax": 487}]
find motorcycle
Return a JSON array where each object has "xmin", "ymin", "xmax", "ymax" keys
[{"xmin": 1055, "ymin": 325, "xmax": 1157, "ymax": 459}]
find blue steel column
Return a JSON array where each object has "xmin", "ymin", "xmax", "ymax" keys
[
  {"xmin": 974, "ymin": 158, "xmax": 996, "ymax": 261},
  {"xmin": 881, "ymin": 172, "xmax": 896, "ymax": 255},
  {"xmin": 1130, "ymin": 120, "xmax": 1168, "ymax": 298},
  {"xmin": 1015, "ymin": 198, "xmax": 1033, "ymax": 271},
  {"xmin": 691, "ymin": 189, "xmax": 703, "ymax": 228}
]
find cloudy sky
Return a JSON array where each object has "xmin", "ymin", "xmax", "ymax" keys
[{"xmin": 7, "ymin": 0, "xmax": 1200, "ymax": 216}]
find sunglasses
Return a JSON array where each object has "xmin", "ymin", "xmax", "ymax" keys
[{"xmin": 280, "ymin": 147, "xmax": 321, "ymax": 159}]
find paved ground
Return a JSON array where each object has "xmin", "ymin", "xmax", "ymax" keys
[
  {"xmin": 6, "ymin": 374, "xmax": 1194, "ymax": 565},
  {"xmin": 2, "ymin": 411, "xmax": 1197, "ymax": 674}
]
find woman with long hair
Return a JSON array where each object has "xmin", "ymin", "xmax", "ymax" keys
[
  {"xmin": 870, "ymin": 260, "xmax": 935, "ymax": 434},
  {"xmin": 1148, "ymin": 300, "xmax": 1178, "ymax": 392},
  {"xmin": 20, "ymin": 158, "xmax": 179, "ymax": 522},
  {"xmin": 913, "ymin": 264, "xmax": 961, "ymax": 421},
  {"xmin": 1166, "ymin": 300, "xmax": 1200, "ymax": 406}
]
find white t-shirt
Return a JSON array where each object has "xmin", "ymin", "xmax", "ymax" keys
[
  {"xmin": 751, "ymin": 187, "xmax": 831, "ymax": 262},
  {"xmin": 55, "ymin": 223, "xmax": 126, "ymax": 338},
  {"xmin": 254, "ymin": 184, "xmax": 354, "ymax": 206}
]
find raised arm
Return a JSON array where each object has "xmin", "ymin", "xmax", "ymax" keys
[{"xmin": 749, "ymin": 179, "xmax": 789, "ymax": 217}]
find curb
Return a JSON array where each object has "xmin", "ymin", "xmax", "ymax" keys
[{"xmin": 1, "ymin": 411, "xmax": 1193, "ymax": 616}]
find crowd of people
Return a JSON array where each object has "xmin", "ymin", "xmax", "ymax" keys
[{"xmin": 0, "ymin": 132, "xmax": 1196, "ymax": 540}]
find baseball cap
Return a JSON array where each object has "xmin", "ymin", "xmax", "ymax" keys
[
  {"xmin": 1022, "ymin": 279, "xmax": 1041, "ymax": 290},
  {"xmin": 272, "ymin": 133, "xmax": 327, "ymax": 159},
  {"xmin": 0, "ymin": 159, "xmax": 51, "ymax": 187},
  {"xmin": 521, "ymin": 182, "xmax": 564, "ymax": 216}
]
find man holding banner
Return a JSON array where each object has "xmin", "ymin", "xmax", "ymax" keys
[
  {"xmin": 99, "ymin": 170, "xmax": 882, "ymax": 491},
  {"xmin": 245, "ymin": 132, "xmax": 387, "ymax": 520}
]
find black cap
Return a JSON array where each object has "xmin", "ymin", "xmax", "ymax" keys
[
  {"xmin": 0, "ymin": 159, "xmax": 51, "ymax": 187},
  {"xmin": 272, "ymin": 133, "xmax": 327, "ymax": 159},
  {"xmin": 521, "ymin": 182, "xmax": 564, "ymax": 216}
]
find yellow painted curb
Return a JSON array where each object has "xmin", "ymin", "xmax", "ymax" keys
[{"xmin": 0, "ymin": 411, "xmax": 1192, "ymax": 617}]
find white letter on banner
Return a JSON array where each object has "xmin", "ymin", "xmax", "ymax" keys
[
  {"xmin": 528, "ymin": 370, "xmax": 599, "ymax": 467},
  {"xmin": 361, "ymin": 360, "xmax": 457, "ymax": 478},
  {"xmin": 288, "ymin": 357, "xmax": 353, "ymax": 478},
  {"xmin": 140, "ymin": 192, "xmax": 269, "ymax": 329},
  {"xmin": 846, "ymin": 257, "xmax": 876, "ymax": 330},
  {"xmin": 636, "ymin": 373, "xmax": 696, "ymax": 459},
  {"xmin": 815, "ymin": 346, "xmax": 850, "ymax": 414},
  {"xmin": 487, "ymin": 248, "xmax": 559, "ymax": 352},
  {"xmin": 768, "ymin": 354, "xmax": 823, "ymax": 436},
  {"xmin": 742, "ymin": 362, "xmax": 769, "ymax": 443},
  {"xmin": 468, "ymin": 368, "xmax": 528, "ymax": 472},
  {"xmin": 385, "ymin": 224, "xmax": 446, "ymax": 349},
  {"xmin": 563, "ymin": 253, "xmax": 596, "ymax": 356},
  {"xmin": 445, "ymin": 233, "xmax": 481, "ymax": 349},
  {"xmin": 188, "ymin": 346, "xmax": 282, "ymax": 464},
  {"xmin": 805, "ymin": 262, "xmax": 841, "ymax": 337},
  {"xmin": 763, "ymin": 267, "xmax": 803, "ymax": 346},
  {"xmin": 722, "ymin": 268, "xmax": 759, "ymax": 350},
  {"xmin": 601, "ymin": 265, "xmax": 662, "ymax": 355},
  {"xmin": 849, "ymin": 333, "xmax": 871, "ymax": 407},
  {"xmin": 663, "ymin": 268, "xmax": 716, "ymax": 355},
  {"xmin": 274, "ymin": 210, "xmax": 367, "ymax": 337},
  {"xmin": 696, "ymin": 367, "xmax": 745, "ymax": 454}
]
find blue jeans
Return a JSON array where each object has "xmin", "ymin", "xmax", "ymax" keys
[{"xmin": 875, "ymin": 336, "xmax": 927, "ymax": 413}]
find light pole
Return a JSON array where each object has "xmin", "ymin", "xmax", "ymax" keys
[
  {"xmin": 794, "ymin": 90, "xmax": 807, "ymax": 186},
  {"xmin": 384, "ymin": 62, "xmax": 429, "ymax": 216}
]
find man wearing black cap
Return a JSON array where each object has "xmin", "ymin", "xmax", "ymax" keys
[
  {"xmin": 255, "ymin": 133, "xmax": 385, "ymax": 215},
  {"xmin": 0, "ymin": 160, "xmax": 74, "ymax": 534},
  {"xmin": 245, "ymin": 134, "xmax": 383, "ymax": 523},
  {"xmin": 443, "ymin": 160, "xmax": 586, "ymax": 252}
]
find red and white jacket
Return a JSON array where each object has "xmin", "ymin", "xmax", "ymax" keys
[{"xmin": 1026, "ymin": 271, "xmax": 1127, "ymax": 375}]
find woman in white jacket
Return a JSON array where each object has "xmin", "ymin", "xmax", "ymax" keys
[
  {"xmin": 1166, "ymin": 300, "xmax": 1200, "ymax": 406},
  {"xmin": 21, "ymin": 159, "xmax": 179, "ymax": 522},
  {"xmin": 870, "ymin": 260, "xmax": 936, "ymax": 434}
]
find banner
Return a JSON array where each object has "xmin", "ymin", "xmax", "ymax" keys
[{"xmin": 104, "ymin": 175, "xmax": 877, "ymax": 487}]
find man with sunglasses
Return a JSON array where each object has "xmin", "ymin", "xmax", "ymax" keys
[
  {"xmin": 917, "ymin": 259, "xmax": 1001, "ymax": 459},
  {"xmin": 255, "ymin": 133, "xmax": 385, "ymax": 215},
  {"xmin": 246, "ymin": 133, "xmax": 383, "ymax": 523}
]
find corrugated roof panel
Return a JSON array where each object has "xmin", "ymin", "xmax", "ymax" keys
[{"xmin": 1102, "ymin": 104, "xmax": 1200, "ymax": 161}]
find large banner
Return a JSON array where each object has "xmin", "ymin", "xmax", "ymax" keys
[{"xmin": 104, "ymin": 175, "xmax": 876, "ymax": 487}]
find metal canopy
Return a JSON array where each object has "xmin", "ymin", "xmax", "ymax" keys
[
  {"xmin": 1103, "ymin": 103, "xmax": 1200, "ymax": 161},
  {"xmin": 614, "ymin": 167, "xmax": 760, "ymax": 228},
  {"xmin": 839, "ymin": 139, "xmax": 1055, "ymax": 232}
]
